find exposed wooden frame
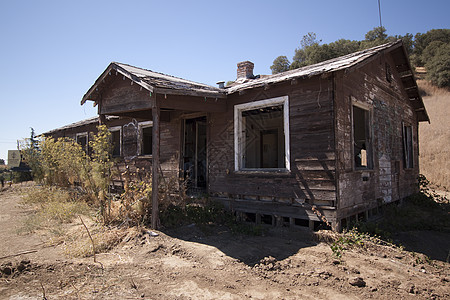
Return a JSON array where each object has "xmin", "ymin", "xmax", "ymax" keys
[
  {"xmin": 401, "ymin": 121, "xmax": 414, "ymax": 169},
  {"xmin": 81, "ymin": 63, "xmax": 155, "ymax": 105},
  {"xmin": 151, "ymin": 99, "xmax": 160, "ymax": 229},
  {"xmin": 351, "ymin": 97, "xmax": 374, "ymax": 170},
  {"xmin": 108, "ymin": 126, "xmax": 122, "ymax": 157},
  {"xmin": 138, "ymin": 121, "xmax": 153, "ymax": 156},
  {"xmin": 75, "ymin": 132, "xmax": 89, "ymax": 153},
  {"xmin": 234, "ymin": 96, "xmax": 290, "ymax": 172}
]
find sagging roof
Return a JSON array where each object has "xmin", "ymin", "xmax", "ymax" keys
[
  {"xmin": 226, "ymin": 40, "xmax": 428, "ymax": 122},
  {"xmin": 82, "ymin": 62, "xmax": 227, "ymax": 105},
  {"xmin": 42, "ymin": 116, "xmax": 119, "ymax": 136},
  {"xmin": 81, "ymin": 40, "xmax": 428, "ymax": 122}
]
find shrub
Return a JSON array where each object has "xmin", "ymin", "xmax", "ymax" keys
[{"xmin": 20, "ymin": 126, "xmax": 116, "ymax": 224}]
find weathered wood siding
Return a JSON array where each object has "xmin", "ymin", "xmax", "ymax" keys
[
  {"xmin": 100, "ymin": 75, "xmax": 152, "ymax": 115},
  {"xmin": 334, "ymin": 53, "xmax": 419, "ymax": 219},
  {"xmin": 209, "ymin": 77, "xmax": 337, "ymax": 211},
  {"xmin": 112, "ymin": 113, "xmax": 181, "ymax": 183}
]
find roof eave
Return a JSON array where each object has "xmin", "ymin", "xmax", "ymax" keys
[
  {"xmin": 81, "ymin": 63, "xmax": 155, "ymax": 105},
  {"xmin": 397, "ymin": 44, "xmax": 430, "ymax": 123}
]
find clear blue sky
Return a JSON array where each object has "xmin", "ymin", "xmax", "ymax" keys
[{"xmin": 1, "ymin": 0, "xmax": 449, "ymax": 162}]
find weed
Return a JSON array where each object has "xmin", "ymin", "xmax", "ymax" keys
[
  {"xmin": 64, "ymin": 225, "xmax": 127, "ymax": 258},
  {"xmin": 160, "ymin": 198, "xmax": 265, "ymax": 236},
  {"xmin": 19, "ymin": 186, "xmax": 91, "ymax": 235},
  {"xmin": 330, "ymin": 228, "xmax": 369, "ymax": 258},
  {"xmin": 229, "ymin": 223, "xmax": 265, "ymax": 236}
]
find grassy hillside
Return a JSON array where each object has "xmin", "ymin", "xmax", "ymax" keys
[{"xmin": 418, "ymin": 79, "xmax": 450, "ymax": 190}]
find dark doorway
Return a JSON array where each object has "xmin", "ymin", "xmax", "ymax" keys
[{"xmin": 183, "ymin": 116, "xmax": 207, "ymax": 195}]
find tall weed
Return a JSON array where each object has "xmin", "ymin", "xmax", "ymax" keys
[
  {"xmin": 20, "ymin": 186, "xmax": 91, "ymax": 235},
  {"xmin": 418, "ymin": 80, "xmax": 450, "ymax": 190}
]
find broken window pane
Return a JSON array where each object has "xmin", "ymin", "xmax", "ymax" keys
[
  {"xmin": 122, "ymin": 122, "xmax": 138, "ymax": 157},
  {"xmin": 353, "ymin": 105, "xmax": 372, "ymax": 169}
]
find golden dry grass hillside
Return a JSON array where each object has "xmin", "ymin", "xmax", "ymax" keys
[{"xmin": 418, "ymin": 79, "xmax": 450, "ymax": 190}]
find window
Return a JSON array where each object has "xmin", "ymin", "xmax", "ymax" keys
[
  {"xmin": 385, "ymin": 63, "xmax": 392, "ymax": 83},
  {"xmin": 234, "ymin": 96, "xmax": 290, "ymax": 171},
  {"xmin": 109, "ymin": 126, "xmax": 122, "ymax": 157},
  {"xmin": 352, "ymin": 104, "xmax": 372, "ymax": 169},
  {"xmin": 402, "ymin": 123, "xmax": 414, "ymax": 169},
  {"xmin": 139, "ymin": 121, "xmax": 153, "ymax": 156},
  {"xmin": 76, "ymin": 132, "xmax": 88, "ymax": 153}
]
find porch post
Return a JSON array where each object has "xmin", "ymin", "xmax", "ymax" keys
[
  {"xmin": 151, "ymin": 99, "xmax": 160, "ymax": 229},
  {"xmin": 99, "ymin": 114, "xmax": 106, "ymax": 125}
]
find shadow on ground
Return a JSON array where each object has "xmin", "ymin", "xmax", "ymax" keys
[
  {"xmin": 393, "ymin": 230, "xmax": 450, "ymax": 262},
  {"xmin": 163, "ymin": 224, "xmax": 318, "ymax": 266}
]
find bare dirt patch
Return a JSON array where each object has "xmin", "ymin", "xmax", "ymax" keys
[{"xmin": 1, "ymin": 184, "xmax": 449, "ymax": 299}]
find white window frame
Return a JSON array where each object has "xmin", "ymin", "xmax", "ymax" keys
[
  {"xmin": 109, "ymin": 126, "xmax": 122, "ymax": 157},
  {"xmin": 138, "ymin": 121, "xmax": 153, "ymax": 156},
  {"xmin": 402, "ymin": 122, "xmax": 414, "ymax": 169},
  {"xmin": 234, "ymin": 95, "xmax": 290, "ymax": 172},
  {"xmin": 351, "ymin": 100, "xmax": 373, "ymax": 170}
]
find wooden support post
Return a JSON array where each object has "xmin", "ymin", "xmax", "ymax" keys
[
  {"xmin": 309, "ymin": 220, "xmax": 315, "ymax": 230},
  {"xmin": 99, "ymin": 114, "xmax": 106, "ymax": 125},
  {"xmin": 255, "ymin": 213, "xmax": 261, "ymax": 225},
  {"xmin": 289, "ymin": 217, "xmax": 295, "ymax": 226},
  {"xmin": 151, "ymin": 100, "xmax": 160, "ymax": 229}
]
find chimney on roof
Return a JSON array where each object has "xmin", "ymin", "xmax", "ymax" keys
[
  {"xmin": 237, "ymin": 61, "xmax": 254, "ymax": 79},
  {"xmin": 216, "ymin": 81, "xmax": 225, "ymax": 89}
]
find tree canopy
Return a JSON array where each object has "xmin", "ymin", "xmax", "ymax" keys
[{"xmin": 270, "ymin": 27, "xmax": 450, "ymax": 88}]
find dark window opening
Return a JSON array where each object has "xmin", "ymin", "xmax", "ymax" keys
[
  {"xmin": 111, "ymin": 130, "xmax": 121, "ymax": 157},
  {"xmin": 386, "ymin": 63, "xmax": 392, "ymax": 82},
  {"xmin": 260, "ymin": 214, "xmax": 273, "ymax": 225},
  {"xmin": 314, "ymin": 221, "xmax": 331, "ymax": 231},
  {"xmin": 243, "ymin": 212, "xmax": 256, "ymax": 223},
  {"xmin": 242, "ymin": 105, "xmax": 285, "ymax": 169},
  {"xmin": 353, "ymin": 105, "xmax": 372, "ymax": 169},
  {"xmin": 294, "ymin": 218, "xmax": 309, "ymax": 227},
  {"xmin": 183, "ymin": 117, "xmax": 207, "ymax": 193},
  {"xmin": 76, "ymin": 135, "xmax": 88, "ymax": 153},
  {"xmin": 402, "ymin": 124, "xmax": 414, "ymax": 168},
  {"xmin": 142, "ymin": 126, "xmax": 153, "ymax": 155}
]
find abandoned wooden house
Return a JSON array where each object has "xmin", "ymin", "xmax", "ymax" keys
[{"xmin": 46, "ymin": 40, "xmax": 428, "ymax": 230}]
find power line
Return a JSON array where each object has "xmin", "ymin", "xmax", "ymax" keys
[{"xmin": 378, "ymin": 0, "xmax": 383, "ymax": 28}]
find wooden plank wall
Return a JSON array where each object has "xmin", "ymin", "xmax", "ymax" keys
[
  {"xmin": 208, "ymin": 77, "xmax": 338, "ymax": 221},
  {"xmin": 100, "ymin": 75, "xmax": 152, "ymax": 115},
  {"xmin": 334, "ymin": 53, "xmax": 419, "ymax": 220},
  {"xmin": 113, "ymin": 113, "xmax": 181, "ymax": 184}
]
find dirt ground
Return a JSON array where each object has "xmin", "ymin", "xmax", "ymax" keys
[{"xmin": 0, "ymin": 184, "xmax": 449, "ymax": 299}]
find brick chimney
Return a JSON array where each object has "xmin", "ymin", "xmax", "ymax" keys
[{"xmin": 237, "ymin": 61, "xmax": 254, "ymax": 79}]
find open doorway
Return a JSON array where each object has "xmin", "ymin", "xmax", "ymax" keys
[{"xmin": 183, "ymin": 116, "xmax": 207, "ymax": 195}]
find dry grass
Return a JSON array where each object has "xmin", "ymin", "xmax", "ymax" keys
[
  {"xmin": 63, "ymin": 223, "xmax": 128, "ymax": 258},
  {"xmin": 417, "ymin": 80, "xmax": 450, "ymax": 190},
  {"xmin": 19, "ymin": 185, "xmax": 129, "ymax": 258},
  {"xmin": 19, "ymin": 186, "xmax": 91, "ymax": 235}
]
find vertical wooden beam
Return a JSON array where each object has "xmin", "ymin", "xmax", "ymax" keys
[
  {"xmin": 309, "ymin": 220, "xmax": 315, "ymax": 230},
  {"xmin": 151, "ymin": 99, "xmax": 160, "ymax": 229},
  {"xmin": 99, "ymin": 114, "xmax": 106, "ymax": 125}
]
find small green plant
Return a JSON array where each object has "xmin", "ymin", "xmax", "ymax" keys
[
  {"xmin": 330, "ymin": 228, "xmax": 370, "ymax": 258},
  {"xmin": 159, "ymin": 198, "xmax": 266, "ymax": 236}
]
